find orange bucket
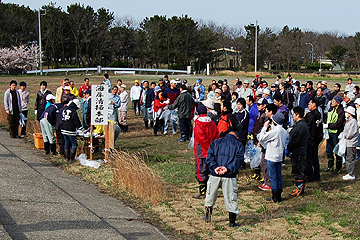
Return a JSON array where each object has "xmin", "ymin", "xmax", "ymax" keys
[{"xmin": 33, "ymin": 133, "xmax": 58, "ymax": 149}]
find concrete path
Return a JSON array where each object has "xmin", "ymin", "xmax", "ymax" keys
[{"xmin": 0, "ymin": 129, "xmax": 170, "ymax": 239}]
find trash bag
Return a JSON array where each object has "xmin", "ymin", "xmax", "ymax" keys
[
  {"xmin": 244, "ymin": 140, "xmax": 255, "ymax": 163},
  {"xmin": 77, "ymin": 153, "xmax": 104, "ymax": 169},
  {"xmin": 333, "ymin": 138, "xmax": 346, "ymax": 158},
  {"xmin": 323, "ymin": 127, "xmax": 329, "ymax": 140},
  {"xmin": 250, "ymin": 145, "xmax": 262, "ymax": 169}
]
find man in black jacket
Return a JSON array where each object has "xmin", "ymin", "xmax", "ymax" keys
[
  {"xmin": 61, "ymin": 99, "xmax": 82, "ymax": 161},
  {"xmin": 35, "ymin": 81, "xmax": 52, "ymax": 121},
  {"xmin": 288, "ymin": 106, "xmax": 309, "ymax": 197},
  {"xmin": 305, "ymin": 98, "xmax": 323, "ymax": 182},
  {"xmin": 168, "ymin": 84, "xmax": 194, "ymax": 142}
]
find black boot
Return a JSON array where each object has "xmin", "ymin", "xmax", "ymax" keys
[
  {"xmin": 278, "ymin": 189, "xmax": 283, "ymax": 202},
  {"xmin": 150, "ymin": 121, "xmax": 154, "ymax": 129},
  {"xmin": 124, "ymin": 125, "xmax": 128, "ymax": 132},
  {"xmin": 44, "ymin": 142, "xmax": 50, "ymax": 154},
  {"xmin": 70, "ymin": 148, "xmax": 77, "ymax": 161},
  {"xmin": 193, "ymin": 184, "xmax": 206, "ymax": 199},
  {"xmin": 229, "ymin": 212, "xmax": 240, "ymax": 227},
  {"xmin": 144, "ymin": 121, "xmax": 149, "ymax": 129},
  {"xmin": 178, "ymin": 132, "xmax": 186, "ymax": 142},
  {"xmin": 323, "ymin": 159, "xmax": 334, "ymax": 172},
  {"xmin": 50, "ymin": 143, "xmax": 58, "ymax": 155},
  {"xmin": 266, "ymin": 190, "xmax": 278, "ymax": 203},
  {"xmin": 64, "ymin": 149, "xmax": 69, "ymax": 160},
  {"xmin": 333, "ymin": 157, "xmax": 342, "ymax": 174},
  {"xmin": 205, "ymin": 206, "xmax": 213, "ymax": 223}
]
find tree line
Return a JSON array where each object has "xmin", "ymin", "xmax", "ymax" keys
[{"xmin": 1, "ymin": 2, "xmax": 360, "ymax": 73}]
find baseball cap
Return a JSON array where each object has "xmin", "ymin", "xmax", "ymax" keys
[
  {"xmin": 154, "ymin": 86, "xmax": 161, "ymax": 92},
  {"xmin": 271, "ymin": 83, "xmax": 277, "ymax": 88},
  {"xmin": 321, "ymin": 81, "xmax": 327, "ymax": 85},
  {"xmin": 256, "ymin": 98, "xmax": 268, "ymax": 105},
  {"xmin": 170, "ymin": 79, "xmax": 177, "ymax": 84},
  {"xmin": 333, "ymin": 95, "xmax": 343, "ymax": 103},
  {"xmin": 244, "ymin": 80, "xmax": 249, "ymax": 84},
  {"xmin": 134, "ymin": 79, "xmax": 139, "ymax": 83},
  {"xmin": 120, "ymin": 84, "xmax": 126, "ymax": 89},
  {"xmin": 64, "ymin": 86, "xmax": 70, "ymax": 90},
  {"xmin": 215, "ymin": 89, "xmax": 222, "ymax": 94},
  {"xmin": 84, "ymin": 90, "xmax": 91, "ymax": 95}
]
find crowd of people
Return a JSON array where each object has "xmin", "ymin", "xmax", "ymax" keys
[{"xmin": 3, "ymin": 73, "xmax": 360, "ymax": 227}]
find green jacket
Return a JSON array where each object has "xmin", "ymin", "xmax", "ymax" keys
[
  {"xmin": 168, "ymin": 90, "xmax": 194, "ymax": 118},
  {"xmin": 326, "ymin": 104, "xmax": 345, "ymax": 134}
]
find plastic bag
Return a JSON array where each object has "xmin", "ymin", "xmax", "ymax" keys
[
  {"xmin": 244, "ymin": 140, "xmax": 254, "ymax": 163},
  {"xmin": 323, "ymin": 127, "xmax": 329, "ymax": 140},
  {"xmin": 333, "ymin": 138, "xmax": 346, "ymax": 158},
  {"xmin": 250, "ymin": 146, "xmax": 262, "ymax": 169},
  {"xmin": 77, "ymin": 153, "xmax": 104, "ymax": 169},
  {"xmin": 19, "ymin": 113, "xmax": 26, "ymax": 127}
]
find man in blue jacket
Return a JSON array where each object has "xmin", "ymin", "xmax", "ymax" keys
[
  {"xmin": 204, "ymin": 131, "xmax": 244, "ymax": 227},
  {"xmin": 246, "ymin": 95, "xmax": 259, "ymax": 134}
]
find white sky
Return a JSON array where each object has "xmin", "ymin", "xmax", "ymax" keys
[{"xmin": 4, "ymin": 0, "xmax": 359, "ymax": 36}]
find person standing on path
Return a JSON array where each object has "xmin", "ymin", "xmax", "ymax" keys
[
  {"xmin": 35, "ymin": 81, "xmax": 52, "ymax": 121},
  {"xmin": 193, "ymin": 105, "xmax": 219, "ymax": 199},
  {"xmin": 118, "ymin": 84, "xmax": 129, "ymax": 132},
  {"xmin": 204, "ymin": 131, "xmax": 244, "ymax": 227},
  {"xmin": 18, "ymin": 81, "xmax": 30, "ymax": 137},
  {"xmin": 287, "ymin": 107, "xmax": 309, "ymax": 197},
  {"xmin": 130, "ymin": 79, "xmax": 142, "ymax": 115},
  {"xmin": 4, "ymin": 80, "xmax": 22, "ymax": 138}
]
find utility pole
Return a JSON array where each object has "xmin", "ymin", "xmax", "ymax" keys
[
  {"xmin": 305, "ymin": 43, "xmax": 314, "ymax": 63},
  {"xmin": 255, "ymin": 20, "xmax": 258, "ymax": 73},
  {"xmin": 38, "ymin": 9, "xmax": 46, "ymax": 75}
]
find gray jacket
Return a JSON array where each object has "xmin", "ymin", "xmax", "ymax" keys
[
  {"xmin": 343, "ymin": 117, "xmax": 359, "ymax": 147},
  {"xmin": 4, "ymin": 88, "xmax": 22, "ymax": 115}
]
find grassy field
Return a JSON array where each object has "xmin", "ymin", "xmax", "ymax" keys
[{"xmin": 1, "ymin": 73, "xmax": 360, "ymax": 239}]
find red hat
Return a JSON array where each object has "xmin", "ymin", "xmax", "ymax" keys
[{"xmin": 256, "ymin": 74, "xmax": 259, "ymax": 77}]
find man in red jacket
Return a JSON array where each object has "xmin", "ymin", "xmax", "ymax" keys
[{"xmin": 193, "ymin": 104, "xmax": 220, "ymax": 199}]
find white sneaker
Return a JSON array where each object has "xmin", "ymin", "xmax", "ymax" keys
[
  {"xmin": 343, "ymin": 174, "xmax": 355, "ymax": 180},
  {"xmin": 172, "ymin": 131, "xmax": 177, "ymax": 135},
  {"xmin": 163, "ymin": 131, "xmax": 168, "ymax": 135}
]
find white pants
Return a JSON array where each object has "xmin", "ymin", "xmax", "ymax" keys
[
  {"xmin": 204, "ymin": 175, "xmax": 239, "ymax": 214},
  {"xmin": 40, "ymin": 118, "xmax": 56, "ymax": 144}
]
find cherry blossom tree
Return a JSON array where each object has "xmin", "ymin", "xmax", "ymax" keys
[{"xmin": 0, "ymin": 45, "xmax": 39, "ymax": 72}]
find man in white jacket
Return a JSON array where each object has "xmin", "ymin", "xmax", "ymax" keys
[
  {"xmin": 130, "ymin": 80, "xmax": 142, "ymax": 115},
  {"xmin": 257, "ymin": 112, "xmax": 288, "ymax": 203}
]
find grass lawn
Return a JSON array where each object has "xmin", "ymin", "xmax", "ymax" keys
[{"xmin": 0, "ymin": 73, "xmax": 359, "ymax": 239}]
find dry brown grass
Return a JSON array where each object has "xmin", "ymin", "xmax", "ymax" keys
[
  {"xmin": 110, "ymin": 149, "xmax": 165, "ymax": 204},
  {"xmin": 0, "ymin": 106, "xmax": 7, "ymax": 126}
]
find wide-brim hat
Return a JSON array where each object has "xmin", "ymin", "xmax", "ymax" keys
[
  {"xmin": 202, "ymin": 98, "xmax": 215, "ymax": 109},
  {"xmin": 345, "ymin": 106, "xmax": 356, "ymax": 116}
]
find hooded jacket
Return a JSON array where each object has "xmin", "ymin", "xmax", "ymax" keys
[
  {"xmin": 61, "ymin": 102, "xmax": 81, "ymax": 136},
  {"xmin": 194, "ymin": 114, "xmax": 220, "ymax": 159}
]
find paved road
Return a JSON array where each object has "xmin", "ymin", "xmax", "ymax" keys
[{"xmin": 0, "ymin": 129, "xmax": 169, "ymax": 239}]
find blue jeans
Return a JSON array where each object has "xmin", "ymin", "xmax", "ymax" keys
[
  {"xmin": 179, "ymin": 118, "xmax": 191, "ymax": 135},
  {"xmin": 164, "ymin": 109, "xmax": 178, "ymax": 133},
  {"xmin": 266, "ymin": 160, "xmax": 283, "ymax": 192},
  {"xmin": 64, "ymin": 135, "xmax": 77, "ymax": 151}
]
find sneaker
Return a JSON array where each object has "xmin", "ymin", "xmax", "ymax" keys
[
  {"xmin": 84, "ymin": 132, "xmax": 91, "ymax": 138},
  {"xmin": 258, "ymin": 184, "xmax": 271, "ymax": 191},
  {"xmin": 163, "ymin": 131, "xmax": 168, "ymax": 135},
  {"xmin": 343, "ymin": 174, "xmax": 355, "ymax": 180},
  {"xmin": 172, "ymin": 131, "xmax": 177, "ymax": 135}
]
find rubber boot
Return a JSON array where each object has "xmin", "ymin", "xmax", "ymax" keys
[
  {"xmin": 64, "ymin": 149, "xmax": 69, "ymax": 160},
  {"xmin": 44, "ymin": 142, "xmax": 50, "ymax": 154},
  {"xmin": 266, "ymin": 190, "xmax": 278, "ymax": 203},
  {"xmin": 333, "ymin": 157, "xmax": 342, "ymax": 174},
  {"xmin": 50, "ymin": 143, "xmax": 58, "ymax": 155},
  {"xmin": 251, "ymin": 167, "xmax": 261, "ymax": 180},
  {"xmin": 150, "ymin": 121, "xmax": 154, "ymax": 129},
  {"xmin": 144, "ymin": 120, "xmax": 149, "ymax": 129},
  {"xmin": 70, "ymin": 148, "xmax": 77, "ymax": 161},
  {"xmin": 323, "ymin": 159, "xmax": 334, "ymax": 172},
  {"xmin": 289, "ymin": 179, "xmax": 305, "ymax": 197},
  {"xmin": 278, "ymin": 189, "xmax": 283, "ymax": 202},
  {"xmin": 228, "ymin": 212, "xmax": 240, "ymax": 227},
  {"xmin": 193, "ymin": 184, "xmax": 206, "ymax": 199},
  {"xmin": 177, "ymin": 132, "xmax": 186, "ymax": 142},
  {"xmin": 205, "ymin": 206, "xmax": 213, "ymax": 223}
]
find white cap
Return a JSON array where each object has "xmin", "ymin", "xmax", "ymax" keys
[
  {"xmin": 263, "ymin": 89, "xmax": 271, "ymax": 95},
  {"xmin": 354, "ymin": 98, "xmax": 360, "ymax": 105},
  {"xmin": 70, "ymin": 99, "xmax": 81, "ymax": 109},
  {"xmin": 120, "ymin": 84, "xmax": 126, "ymax": 89},
  {"xmin": 64, "ymin": 86, "xmax": 70, "ymax": 90},
  {"xmin": 170, "ymin": 80, "xmax": 177, "ymax": 84},
  {"xmin": 46, "ymin": 94, "xmax": 56, "ymax": 101},
  {"xmin": 345, "ymin": 106, "xmax": 356, "ymax": 116}
]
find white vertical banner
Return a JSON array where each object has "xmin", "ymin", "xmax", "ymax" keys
[
  {"xmin": 206, "ymin": 63, "xmax": 210, "ymax": 75},
  {"xmin": 91, "ymin": 85, "xmax": 109, "ymax": 125}
]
